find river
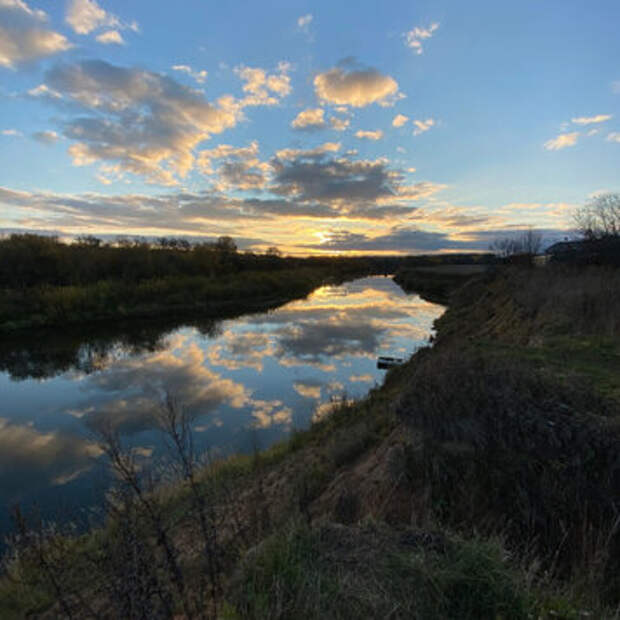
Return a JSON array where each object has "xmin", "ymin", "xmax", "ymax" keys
[{"xmin": 0, "ymin": 276, "xmax": 443, "ymax": 540}]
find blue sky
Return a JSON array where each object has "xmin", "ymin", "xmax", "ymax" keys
[{"xmin": 0, "ymin": 0, "xmax": 618, "ymax": 253}]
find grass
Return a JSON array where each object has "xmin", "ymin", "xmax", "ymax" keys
[{"xmin": 227, "ymin": 521, "xmax": 532, "ymax": 619}]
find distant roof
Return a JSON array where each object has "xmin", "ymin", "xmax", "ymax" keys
[{"xmin": 545, "ymin": 240, "xmax": 585, "ymax": 254}]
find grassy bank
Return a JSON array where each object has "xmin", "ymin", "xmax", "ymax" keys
[
  {"xmin": 2, "ymin": 264, "xmax": 619, "ymax": 618},
  {"xmin": 0, "ymin": 268, "xmax": 335, "ymax": 333}
]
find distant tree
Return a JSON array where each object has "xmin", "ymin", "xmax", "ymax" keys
[
  {"xmin": 75, "ymin": 235, "xmax": 102, "ymax": 247},
  {"xmin": 266, "ymin": 246, "xmax": 282, "ymax": 257},
  {"xmin": 574, "ymin": 193, "xmax": 620, "ymax": 240},
  {"xmin": 215, "ymin": 236, "xmax": 237, "ymax": 253},
  {"xmin": 490, "ymin": 228, "xmax": 542, "ymax": 259}
]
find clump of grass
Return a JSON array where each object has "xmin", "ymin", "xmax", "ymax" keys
[{"xmin": 228, "ymin": 521, "xmax": 532, "ymax": 619}]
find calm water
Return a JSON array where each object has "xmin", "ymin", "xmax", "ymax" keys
[{"xmin": 0, "ymin": 276, "xmax": 443, "ymax": 537}]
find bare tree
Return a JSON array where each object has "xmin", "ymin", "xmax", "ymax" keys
[
  {"xmin": 490, "ymin": 227, "xmax": 542, "ymax": 259},
  {"xmin": 574, "ymin": 193, "xmax": 620, "ymax": 240}
]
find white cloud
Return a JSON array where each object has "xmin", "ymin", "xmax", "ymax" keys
[
  {"xmin": 544, "ymin": 132, "xmax": 579, "ymax": 150},
  {"xmin": 32, "ymin": 130, "xmax": 59, "ymax": 144},
  {"xmin": 0, "ymin": 0, "xmax": 72, "ymax": 68},
  {"xmin": 235, "ymin": 63, "xmax": 292, "ymax": 107},
  {"xmin": 606, "ymin": 132, "xmax": 620, "ymax": 143},
  {"xmin": 66, "ymin": 0, "xmax": 117, "ymax": 34},
  {"xmin": 392, "ymin": 113, "xmax": 409, "ymax": 128},
  {"xmin": 314, "ymin": 66, "xmax": 400, "ymax": 108},
  {"xmin": 291, "ymin": 107, "xmax": 326, "ymax": 130},
  {"xmin": 612, "ymin": 81, "xmax": 620, "ymax": 94},
  {"xmin": 412, "ymin": 118, "xmax": 435, "ymax": 135},
  {"xmin": 297, "ymin": 13, "xmax": 313, "ymax": 30},
  {"xmin": 355, "ymin": 129, "xmax": 383, "ymax": 140},
  {"xmin": 172, "ymin": 64, "xmax": 208, "ymax": 84},
  {"xmin": 405, "ymin": 22, "xmax": 439, "ymax": 55},
  {"xmin": 571, "ymin": 114, "xmax": 612, "ymax": 125},
  {"xmin": 95, "ymin": 29, "xmax": 124, "ymax": 45},
  {"xmin": 1, "ymin": 128, "xmax": 22, "ymax": 136},
  {"xmin": 329, "ymin": 116, "xmax": 350, "ymax": 131},
  {"xmin": 28, "ymin": 83, "xmax": 62, "ymax": 98},
  {"xmin": 65, "ymin": 0, "xmax": 138, "ymax": 39}
]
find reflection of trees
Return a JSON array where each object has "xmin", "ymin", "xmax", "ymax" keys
[{"xmin": 0, "ymin": 317, "xmax": 221, "ymax": 380}]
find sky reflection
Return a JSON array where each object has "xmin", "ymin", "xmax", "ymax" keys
[{"xmin": 0, "ymin": 277, "xmax": 443, "ymax": 535}]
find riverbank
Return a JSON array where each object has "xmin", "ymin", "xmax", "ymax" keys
[
  {"xmin": 0, "ymin": 267, "xmax": 345, "ymax": 333},
  {"xmin": 2, "ymin": 264, "xmax": 619, "ymax": 618}
]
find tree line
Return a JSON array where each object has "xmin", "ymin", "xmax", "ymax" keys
[{"xmin": 0, "ymin": 233, "xmax": 413, "ymax": 290}]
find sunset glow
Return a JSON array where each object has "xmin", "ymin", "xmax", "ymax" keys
[{"xmin": 1, "ymin": 0, "xmax": 618, "ymax": 254}]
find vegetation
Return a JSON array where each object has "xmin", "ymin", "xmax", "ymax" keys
[
  {"xmin": 0, "ymin": 234, "xmax": 404, "ymax": 332},
  {"xmin": 2, "ymin": 257, "xmax": 619, "ymax": 618}
]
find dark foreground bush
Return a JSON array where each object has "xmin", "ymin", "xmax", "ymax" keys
[{"xmin": 396, "ymin": 350, "xmax": 620, "ymax": 605}]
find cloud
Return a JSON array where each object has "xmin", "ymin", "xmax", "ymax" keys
[
  {"xmin": 275, "ymin": 141, "xmax": 341, "ymax": 160},
  {"xmin": 28, "ymin": 83, "xmax": 62, "ymax": 98},
  {"xmin": 355, "ymin": 129, "xmax": 383, "ymax": 140},
  {"xmin": 42, "ymin": 59, "xmax": 244, "ymax": 184},
  {"xmin": 412, "ymin": 118, "xmax": 435, "ymax": 135},
  {"xmin": 0, "ymin": 417, "xmax": 102, "ymax": 496},
  {"xmin": 392, "ymin": 114, "xmax": 409, "ymax": 128},
  {"xmin": 297, "ymin": 13, "xmax": 313, "ymax": 31},
  {"xmin": 405, "ymin": 22, "xmax": 439, "ymax": 54},
  {"xmin": 172, "ymin": 64, "xmax": 208, "ymax": 84},
  {"xmin": 65, "ymin": 0, "xmax": 137, "ymax": 37},
  {"xmin": 329, "ymin": 116, "xmax": 350, "ymax": 131},
  {"xmin": 303, "ymin": 226, "xmax": 478, "ymax": 253},
  {"xmin": 314, "ymin": 65, "xmax": 400, "ymax": 107},
  {"xmin": 235, "ymin": 62, "xmax": 292, "ymax": 107},
  {"xmin": 544, "ymin": 132, "xmax": 579, "ymax": 150},
  {"xmin": 291, "ymin": 107, "xmax": 326, "ymax": 130},
  {"xmin": 571, "ymin": 114, "xmax": 612, "ymax": 125},
  {"xmin": 607, "ymin": 132, "xmax": 620, "ymax": 143},
  {"xmin": 293, "ymin": 381, "xmax": 322, "ymax": 399},
  {"xmin": 95, "ymin": 29, "xmax": 124, "ymax": 45},
  {"xmin": 84, "ymin": 343, "xmax": 250, "ymax": 434},
  {"xmin": 32, "ymin": 129, "xmax": 59, "ymax": 144},
  {"xmin": 2, "ymin": 128, "xmax": 22, "ymax": 136},
  {"xmin": 0, "ymin": 0, "xmax": 73, "ymax": 68}
]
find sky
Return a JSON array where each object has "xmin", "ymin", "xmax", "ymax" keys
[{"xmin": 0, "ymin": 0, "xmax": 618, "ymax": 255}]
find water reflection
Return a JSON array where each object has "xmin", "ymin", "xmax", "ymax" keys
[{"xmin": 0, "ymin": 277, "xmax": 443, "ymax": 537}]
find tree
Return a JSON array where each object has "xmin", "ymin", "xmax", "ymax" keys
[
  {"xmin": 490, "ymin": 228, "xmax": 542, "ymax": 259},
  {"xmin": 574, "ymin": 193, "xmax": 620, "ymax": 240},
  {"xmin": 215, "ymin": 236, "xmax": 237, "ymax": 254}
]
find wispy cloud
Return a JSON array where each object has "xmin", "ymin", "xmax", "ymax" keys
[
  {"xmin": 544, "ymin": 132, "xmax": 579, "ymax": 150},
  {"xmin": 355, "ymin": 129, "xmax": 383, "ymax": 140},
  {"xmin": 571, "ymin": 114, "xmax": 612, "ymax": 125},
  {"xmin": 95, "ymin": 30, "xmax": 124, "ymax": 45},
  {"xmin": 32, "ymin": 130, "xmax": 59, "ymax": 144},
  {"xmin": 392, "ymin": 114, "xmax": 409, "ymax": 128},
  {"xmin": 1, "ymin": 128, "xmax": 22, "ymax": 137},
  {"xmin": 404, "ymin": 22, "xmax": 439, "ymax": 55},
  {"xmin": 65, "ymin": 0, "xmax": 138, "ymax": 36},
  {"xmin": 607, "ymin": 132, "xmax": 620, "ymax": 143},
  {"xmin": 297, "ymin": 13, "xmax": 313, "ymax": 32},
  {"xmin": 329, "ymin": 116, "xmax": 350, "ymax": 131},
  {"xmin": 172, "ymin": 64, "xmax": 208, "ymax": 84},
  {"xmin": 412, "ymin": 118, "xmax": 435, "ymax": 135}
]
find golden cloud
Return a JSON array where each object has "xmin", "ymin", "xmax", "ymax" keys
[{"xmin": 314, "ymin": 66, "xmax": 399, "ymax": 108}]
